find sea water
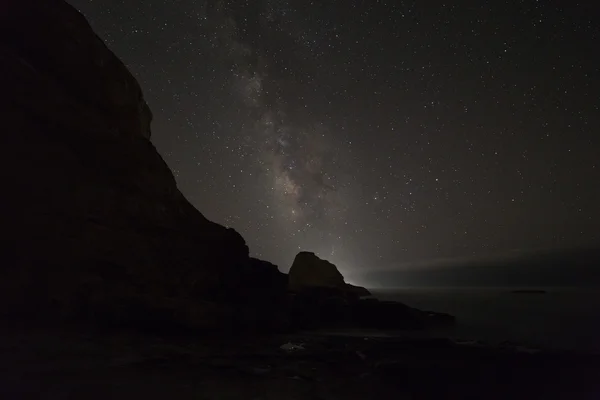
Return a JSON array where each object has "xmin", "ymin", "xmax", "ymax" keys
[{"xmin": 371, "ymin": 287, "xmax": 600, "ymax": 353}]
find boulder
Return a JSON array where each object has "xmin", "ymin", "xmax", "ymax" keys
[
  {"xmin": 288, "ymin": 252, "xmax": 371, "ymax": 297},
  {"xmin": 0, "ymin": 0, "xmax": 283, "ymax": 331}
]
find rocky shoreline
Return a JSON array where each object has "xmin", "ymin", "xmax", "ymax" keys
[{"xmin": 2, "ymin": 327, "xmax": 599, "ymax": 399}]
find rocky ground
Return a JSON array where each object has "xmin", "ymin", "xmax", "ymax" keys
[{"xmin": 2, "ymin": 327, "xmax": 599, "ymax": 399}]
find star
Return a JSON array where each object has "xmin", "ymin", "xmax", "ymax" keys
[{"xmin": 68, "ymin": 0, "xmax": 599, "ymax": 274}]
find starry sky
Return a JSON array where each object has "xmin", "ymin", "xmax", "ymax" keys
[{"xmin": 68, "ymin": 0, "xmax": 599, "ymax": 276}]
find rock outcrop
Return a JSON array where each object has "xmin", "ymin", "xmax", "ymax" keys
[
  {"xmin": 0, "ymin": 0, "xmax": 286, "ymax": 330},
  {"xmin": 0, "ymin": 0, "xmax": 452, "ymax": 335},
  {"xmin": 287, "ymin": 252, "xmax": 452, "ymax": 330},
  {"xmin": 345, "ymin": 284, "xmax": 372, "ymax": 297},
  {"xmin": 3, "ymin": 330, "xmax": 599, "ymax": 399},
  {"xmin": 288, "ymin": 252, "xmax": 371, "ymax": 297}
]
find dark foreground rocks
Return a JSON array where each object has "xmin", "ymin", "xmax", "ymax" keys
[
  {"xmin": 286, "ymin": 253, "xmax": 452, "ymax": 330},
  {"xmin": 289, "ymin": 291, "xmax": 454, "ymax": 330},
  {"xmin": 1, "ymin": 328, "xmax": 599, "ymax": 400}
]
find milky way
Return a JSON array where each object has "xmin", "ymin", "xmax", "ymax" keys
[
  {"xmin": 211, "ymin": 0, "xmax": 351, "ymax": 234},
  {"xmin": 68, "ymin": 0, "xmax": 599, "ymax": 275}
]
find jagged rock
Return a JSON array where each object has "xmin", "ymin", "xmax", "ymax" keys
[
  {"xmin": 0, "ymin": 0, "xmax": 281, "ymax": 331},
  {"xmin": 288, "ymin": 252, "xmax": 371, "ymax": 297}
]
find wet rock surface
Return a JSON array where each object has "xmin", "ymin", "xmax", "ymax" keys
[{"xmin": 1, "ymin": 328, "xmax": 599, "ymax": 399}]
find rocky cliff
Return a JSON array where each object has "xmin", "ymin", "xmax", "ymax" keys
[
  {"xmin": 0, "ymin": 0, "xmax": 284, "ymax": 330},
  {"xmin": 0, "ymin": 0, "xmax": 453, "ymax": 336}
]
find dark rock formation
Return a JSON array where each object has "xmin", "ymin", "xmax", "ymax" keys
[
  {"xmin": 0, "ymin": 0, "xmax": 286, "ymax": 330},
  {"xmin": 247, "ymin": 258, "xmax": 289, "ymax": 300},
  {"xmin": 288, "ymin": 252, "xmax": 371, "ymax": 297},
  {"xmin": 346, "ymin": 284, "xmax": 372, "ymax": 297},
  {"xmin": 233, "ymin": 258, "xmax": 290, "ymax": 331},
  {"xmin": 0, "ymin": 0, "xmax": 450, "ymax": 336},
  {"xmin": 288, "ymin": 287, "xmax": 354, "ymax": 329},
  {"xmin": 289, "ymin": 252, "xmax": 345, "ymax": 290},
  {"xmin": 287, "ymin": 253, "xmax": 452, "ymax": 330},
  {"xmin": 288, "ymin": 292, "xmax": 454, "ymax": 330},
  {"xmin": 2, "ymin": 329, "xmax": 599, "ymax": 400},
  {"xmin": 353, "ymin": 299, "xmax": 455, "ymax": 329}
]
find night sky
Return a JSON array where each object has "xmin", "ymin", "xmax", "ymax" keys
[{"xmin": 68, "ymin": 0, "xmax": 599, "ymax": 276}]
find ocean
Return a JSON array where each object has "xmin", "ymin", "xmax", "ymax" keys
[{"xmin": 371, "ymin": 287, "xmax": 600, "ymax": 353}]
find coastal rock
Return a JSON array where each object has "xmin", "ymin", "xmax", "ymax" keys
[
  {"xmin": 287, "ymin": 253, "xmax": 451, "ymax": 330},
  {"xmin": 236, "ymin": 258, "xmax": 289, "ymax": 330},
  {"xmin": 288, "ymin": 286, "xmax": 354, "ymax": 329},
  {"xmin": 0, "ymin": 0, "xmax": 278, "ymax": 330},
  {"xmin": 354, "ymin": 299, "xmax": 455, "ymax": 329},
  {"xmin": 346, "ymin": 284, "xmax": 372, "ymax": 297},
  {"xmin": 247, "ymin": 258, "xmax": 289, "ymax": 299},
  {"xmin": 289, "ymin": 252, "xmax": 345, "ymax": 290},
  {"xmin": 0, "ymin": 0, "xmax": 449, "ymax": 336},
  {"xmin": 2, "ymin": 330, "xmax": 598, "ymax": 399},
  {"xmin": 288, "ymin": 293, "xmax": 454, "ymax": 330},
  {"xmin": 288, "ymin": 252, "xmax": 371, "ymax": 297}
]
